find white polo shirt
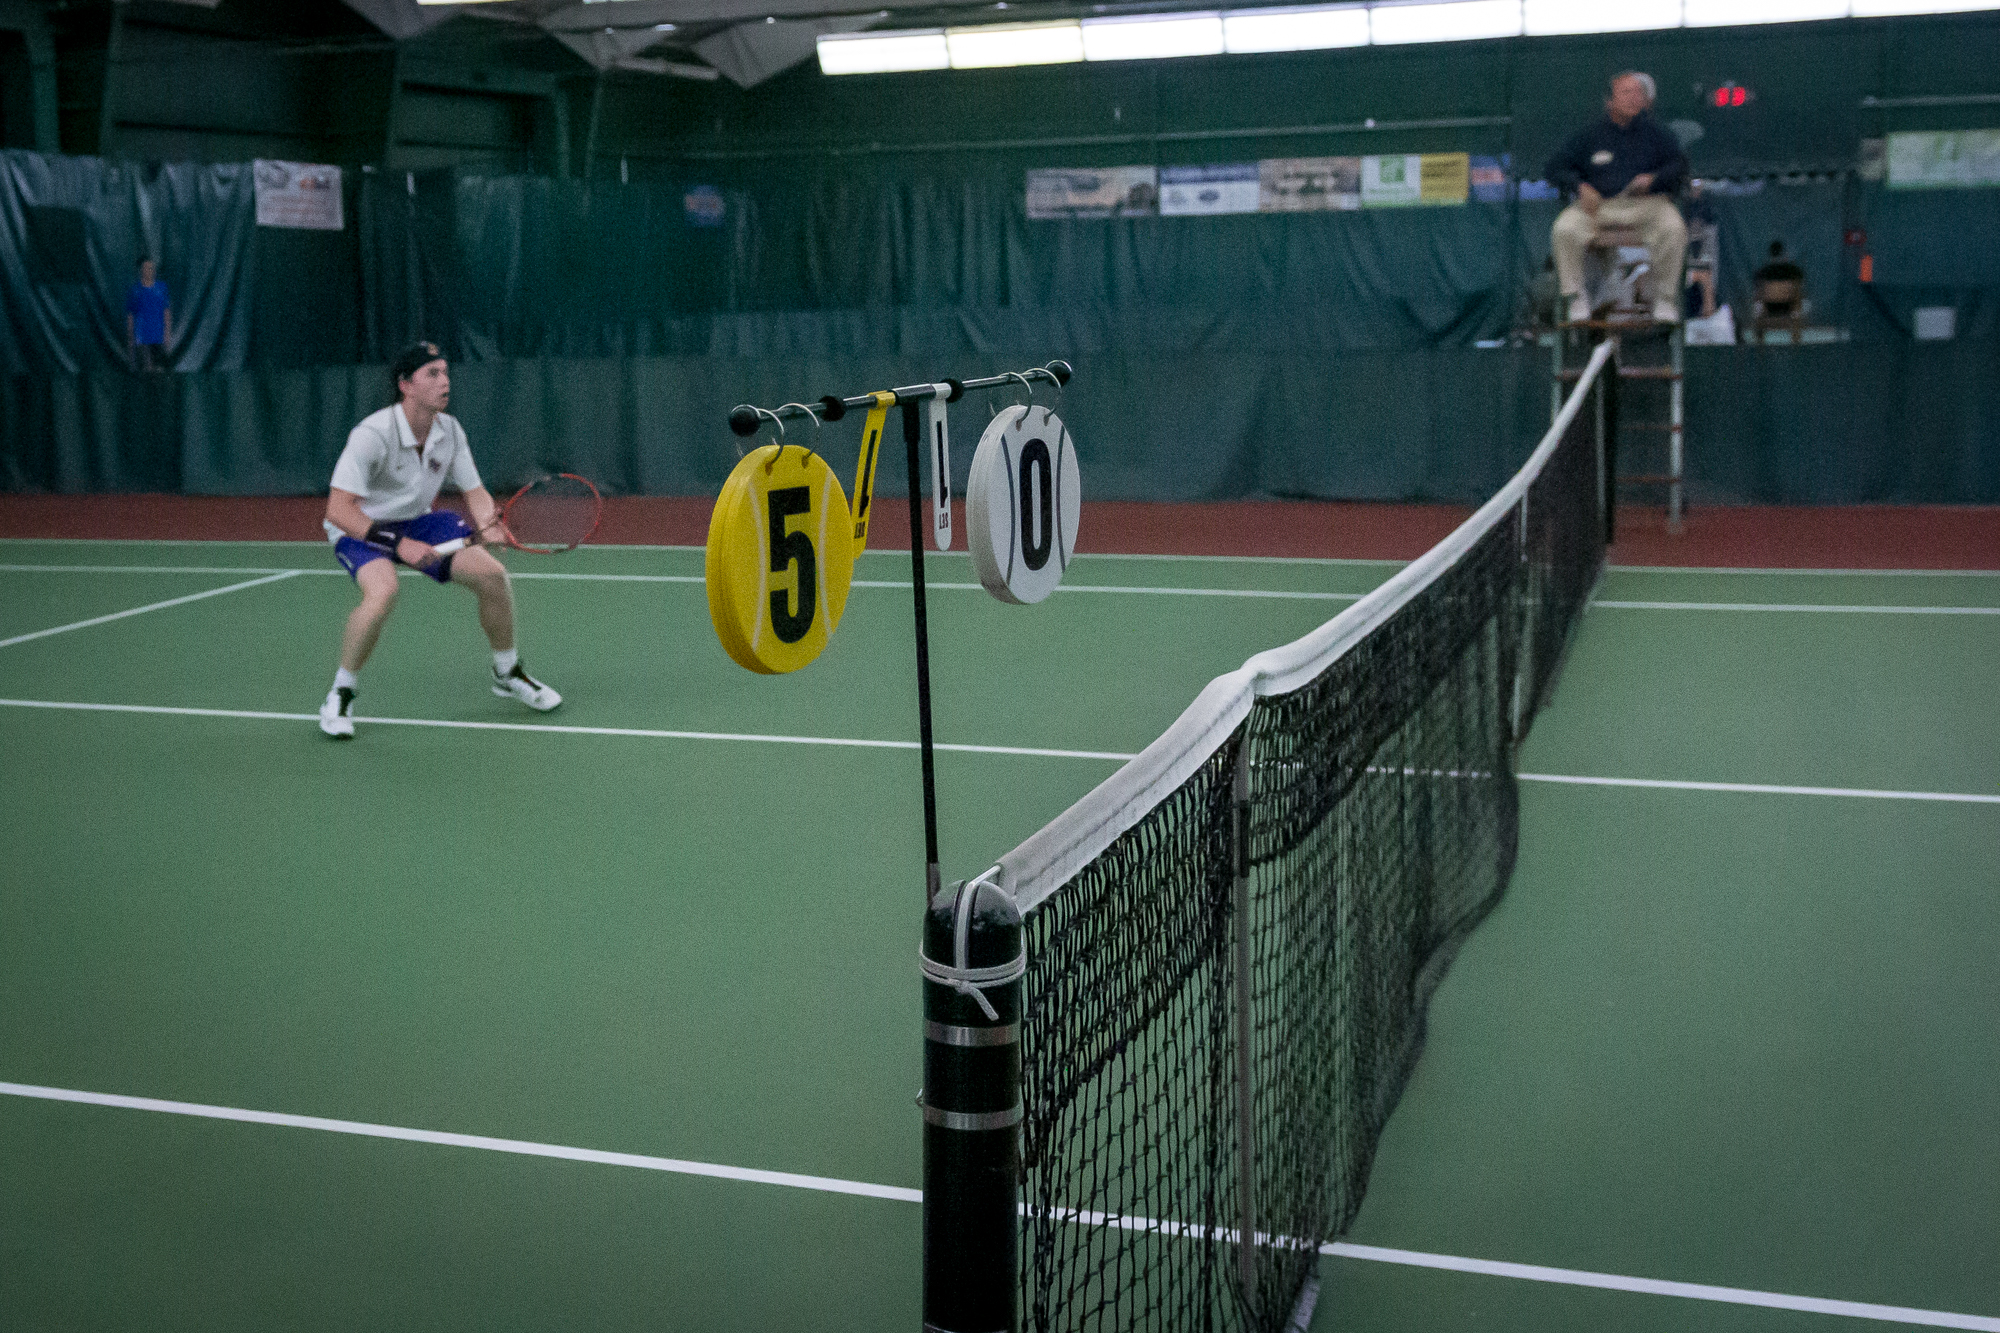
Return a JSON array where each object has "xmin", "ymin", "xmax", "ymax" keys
[{"xmin": 324, "ymin": 404, "xmax": 484, "ymax": 542}]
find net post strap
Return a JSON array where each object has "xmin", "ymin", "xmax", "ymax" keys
[
  {"xmin": 919, "ymin": 868, "xmax": 1027, "ymax": 1021},
  {"xmin": 995, "ymin": 341, "xmax": 1615, "ymax": 916}
]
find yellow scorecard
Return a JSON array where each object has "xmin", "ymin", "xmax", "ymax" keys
[
  {"xmin": 706, "ymin": 443, "xmax": 856, "ymax": 674},
  {"xmin": 850, "ymin": 392, "xmax": 893, "ymax": 550}
]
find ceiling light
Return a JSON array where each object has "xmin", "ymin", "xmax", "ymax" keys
[
  {"xmin": 1523, "ymin": 0, "xmax": 1680, "ymax": 33},
  {"xmin": 1222, "ymin": 5, "xmax": 1371, "ymax": 52},
  {"xmin": 1849, "ymin": 0, "xmax": 2000, "ymax": 12},
  {"xmin": 1368, "ymin": 0, "xmax": 1523, "ymax": 44},
  {"xmin": 818, "ymin": 30, "xmax": 951, "ymax": 73},
  {"xmin": 1682, "ymin": 0, "xmax": 1848, "ymax": 24},
  {"xmin": 1082, "ymin": 12, "xmax": 1226, "ymax": 60},
  {"xmin": 946, "ymin": 21, "xmax": 1085, "ymax": 67}
]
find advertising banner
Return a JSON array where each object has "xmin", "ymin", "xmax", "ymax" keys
[
  {"xmin": 1160, "ymin": 164, "xmax": 1260, "ymax": 216},
  {"xmin": 1886, "ymin": 130, "xmax": 2000, "ymax": 189},
  {"xmin": 252, "ymin": 160, "xmax": 343, "ymax": 230},
  {"xmin": 1026, "ymin": 167, "xmax": 1160, "ymax": 219},
  {"xmin": 1258, "ymin": 157, "xmax": 1361, "ymax": 212}
]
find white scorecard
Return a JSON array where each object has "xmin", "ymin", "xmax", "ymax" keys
[
  {"xmin": 924, "ymin": 388, "xmax": 952, "ymax": 551},
  {"xmin": 966, "ymin": 404, "xmax": 1081, "ymax": 605}
]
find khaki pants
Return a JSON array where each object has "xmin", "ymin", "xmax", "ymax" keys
[{"xmin": 1551, "ymin": 194, "xmax": 1687, "ymax": 303}]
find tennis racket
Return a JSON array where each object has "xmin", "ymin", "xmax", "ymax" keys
[{"xmin": 484, "ymin": 473, "xmax": 604, "ymax": 554}]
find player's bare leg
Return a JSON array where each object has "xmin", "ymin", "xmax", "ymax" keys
[
  {"xmin": 453, "ymin": 545, "xmax": 561, "ymax": 710},
  {"xmin": 449, "ymin": 544, "xmax": 515, "ymax": 649},
  {"xmin": 341, "ymin": 558, "xmax": 400, "ymax": 671}
]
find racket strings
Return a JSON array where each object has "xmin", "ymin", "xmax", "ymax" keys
[{"xmin": 505, "ymin": 475, "xmax": 601, "ymax": 552}]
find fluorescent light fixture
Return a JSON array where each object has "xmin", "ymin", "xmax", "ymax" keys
[
  {"xmin": 819, "ymin": 0, "xmax": 2000, "ymax": 76},
  {"xmin": 1850, "ymin": 0, "xmax": 2000, "ymax": 13},
  {"xmin": 818, "ymin": 30, "xmax": 950, "ymax": 73},
  {"xmin": 946, "ymin": 20, "xmax": 1084, "ymax": 66},
  {"xmin": 1081, "ymin": 12, "xmax": 1226, "ymax": 60},
  {"xmin": 1222, "ymin": 5, "xmax": 1371, "ymax": 52},
  {"xmin": 1369, "ymin": 0, "xmax": 1523, "ymax": 44},
  {"xmin": 1523, "ymin": 0, "xmax": 1680, "ymax": 33},
  {"xmin": 1683, "ymin": 0, "xmax": 1848, "ymax": 24}
]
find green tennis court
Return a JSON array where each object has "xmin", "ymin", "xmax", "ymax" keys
[{"xmin": 1, "ymin": 539, "xmax": 1995, "ymax": 1332}]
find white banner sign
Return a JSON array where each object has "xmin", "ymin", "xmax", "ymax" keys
[
  {"xmin": 1886, "ymin": 130, "xmax": 2000, "ymax": 189},
  {"xmin": 1026, "ymin": 167, "xmax": 1159, "ymax": 219},
  {"xmin": 254, "ymin": 160, "xmax": 344, "ymax": 231},
  {"xmin": 1160, "ymin": 164, "xmax": 1260, "ymax": 216},
  {"xmin": 1259, "ymin": 157, "xmax": 1360, "ymax": 212}
]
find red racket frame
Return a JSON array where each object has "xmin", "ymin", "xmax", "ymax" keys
[{"xmin": 492, "ymin": 472, "xmax": 604, "ymax": 554}]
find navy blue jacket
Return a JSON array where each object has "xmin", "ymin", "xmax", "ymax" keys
[{"xmin": 1545, "ymin": 113, "xmax": 1687, "ymax": 200}]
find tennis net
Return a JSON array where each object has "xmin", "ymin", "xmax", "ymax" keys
[{"xmin": 986, "ymin": 340, "xmax": 1616, "ymax": 1332}]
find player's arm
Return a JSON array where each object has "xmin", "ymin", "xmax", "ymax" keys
[
  {"xmin": 327, "ymin": 487, "xmax": 437, "ymax": 567},
  {"xmin": 463, "ymin": 486, "xmax": 501, "ymax": 541}
]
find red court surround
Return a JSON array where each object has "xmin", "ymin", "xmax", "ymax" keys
[{"xmin": 0, "ymin": 494, "xmax": 1994, "ymax": 569}]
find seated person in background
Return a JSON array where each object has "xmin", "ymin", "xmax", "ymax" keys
[
  {"xmin": 1753, "ymin": 240, "xmax": 1806, "ymax": 316},
  {"xmin": 1545, "ymin": 71, "xmax": 1689, "ymax": 324}
]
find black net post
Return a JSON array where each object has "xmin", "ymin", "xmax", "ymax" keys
[
  {"xmin": 921, "ymin": 875, "xmax": 1024, "ymax": 1333},
  {"xmin": 901, "ymin": 399, "xmax": 944, "ymax": 900},
  {"xmin": 1600, "ymin": 336, "xmax": 1620, "ymax": 546}
]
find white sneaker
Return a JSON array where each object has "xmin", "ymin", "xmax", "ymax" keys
[
  {"xmin": 319, "ymin": 686, "xmax": 356, "ymax": 739},
  {"xmin": 1566, "ymin": 293, "xmax": 1592, "ymax": 324},
  {"xmin": 1651, "ymin": 299, "xmax": 1681, "ymax": 324},
  {"xmin": 493, "ymin": 663, "xmax": 561, "ymax": 712}
]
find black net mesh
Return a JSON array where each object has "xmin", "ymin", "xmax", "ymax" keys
[{"xmin": 1013, "ymin": 355, "xmax": 1611, "ymax": 1332}]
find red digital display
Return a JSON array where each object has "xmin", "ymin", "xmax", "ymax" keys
[{"xmin": 1713, "ymin": 83, "xmax": 1752, "ymax": 108}]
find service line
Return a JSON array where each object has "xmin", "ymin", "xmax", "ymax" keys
[
  {"xmin": 1, "ymin": 698, "xmax": 1994, "ymax": 805},
  {"xmin": 0, "ymin": 564, "xmax": 1360, "ymax": 601},
  {"xmin": 0, "ymin": 571, "xmax": 300, "ymax": 650},
  {"xmin": 1, "ymin": 1080, "xmax": 1992, "ymax": 1331}
]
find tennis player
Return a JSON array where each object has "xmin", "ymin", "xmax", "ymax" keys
[{"xmin": 318, "ymin": 340, "xmax": 561, "ymax": 738}]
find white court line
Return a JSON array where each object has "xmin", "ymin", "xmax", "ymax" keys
[
  {"xmin": 853, "ymin": 580, "xmax": 1358, "ymax": 601},
  {"xmin": 0, "ymin": 1081, "xmax": 919, "ymax": 1204},
  {"xmin": 1519, "ymin": 772, "xmax": 2000, "ymax": 805},
  {"xmin": 1594, "ymin": 600, "xmax": 2000, "ymax": 616},
  {"xmin": 6, "ymin": 540, "xmax": 1997, "ymax": 577},
  {"xmin": 0, "ymin": 564, "xmax": 1365, "ymax": 601},
  {"xmin": 0, "ymin": 564, "xmax": 341, "ymax": 576},
  {"xmin": 0, "ymin": 571, "xmax": 299, "ymax": 650},
  {"xmin": 1512, "ymin": 768, "xmax": 2000, "ymax": 800},
  {"xmin": 24, "ymin": 566, "xmax": 1998, "ymax": 610},
  {"xmin": 1320, "ymin": 1243, "xmax": 2000, "ymax": 1331},
  {"xmin": 3, "ymin": 698, "xmax": 1993, "ymax": 804},
  {"xmin": 1, "ymin": 1080, "xmax": 1992, "ymax": 1330},
  {"xmin": 0, "ymin": 699, "xmax": 1137, "ymax": 762},
  {"xmin": 1608, "ymin": 564, "xmax": 2000, "ymax": 578}
]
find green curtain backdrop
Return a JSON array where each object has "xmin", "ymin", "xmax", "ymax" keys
[
  {"xmin": 5, "ymin": 338, "xmax": 1995, "ymax": 505},
  {"xmin": 3, "ymin": 147, "xmax": 1997, "ymax": 504}
]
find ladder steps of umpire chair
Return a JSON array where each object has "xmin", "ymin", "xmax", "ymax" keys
[
  {"xmin": 1558, "ymin": 365, "xmax": 1681, "ymax": 382},
  {"xmin": 1552, "ymin": 319, "xmax": 1687, "ymax": 537}
]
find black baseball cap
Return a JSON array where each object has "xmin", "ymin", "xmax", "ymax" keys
[{"xmin": 391, "ymin": 340, "xmax": 446, "ymax": 386}]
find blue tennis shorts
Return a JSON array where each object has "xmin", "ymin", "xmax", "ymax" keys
[{"xmin": 334, "ymin": 510, "xmax": 475, "ymax": 584}]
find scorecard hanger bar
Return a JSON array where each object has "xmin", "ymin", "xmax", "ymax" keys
[{"xmin": 729, "ymin": 361, "xmax": 1072, "ymax": 437}]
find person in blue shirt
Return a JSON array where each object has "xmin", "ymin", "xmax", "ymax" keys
[
  {"xmin": 1545, "ymin": 72, "xmax": 1689, "ymax": 324},
  {"xmin": 124, "ymin": 258, "xmax": 173, "ymax": 371}
]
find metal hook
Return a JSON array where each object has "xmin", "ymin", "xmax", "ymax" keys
[
  {"xmin": 752, "ymin": 407, "xmax": 786, "ymax": 468},
  {"xmin": 775, "ymin": 402, "xmax": 823, "ymax": 468},
  {"xmin": 994, "ymin": 370, "xmax": 1034, "ymax": 425},
  {"xmin": 1031, "ymin": 365, "xmax": 1065, "ymax": 421}
]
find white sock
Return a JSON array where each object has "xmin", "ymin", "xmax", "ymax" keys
[
  {"xmin": 493, "ymin": 648, "xmax": 519, "ymax": 675},
  {"xmin": 333, "ymin": 667, "xmax": 358, "ymax": 692}
]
